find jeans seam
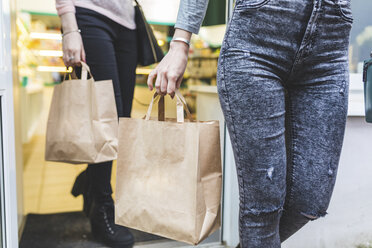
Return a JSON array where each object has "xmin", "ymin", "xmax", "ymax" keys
[
  {"xmin": 220, "ymin": 52, "xmax": 247, "ymax": 247},
  {"xmin": 286, "ymin": 91, "xmax": 297, "ymax": 206},
  {"xmin": 224, "ymin": 2, "xmax": 241, "ymax": 49}
]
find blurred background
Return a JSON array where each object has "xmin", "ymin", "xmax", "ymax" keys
[{"xmin": 0, "ymin": 0, "xmax": 370, "ymax": 247}]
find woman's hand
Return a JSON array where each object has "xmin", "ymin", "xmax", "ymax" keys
[
  {"xmin": 147, "ymin": 29, "xmax": 192, "ymax": 97},
  {"xmin": 60, "ymin": 12, "xmax": 85, "ymax": 67},
  {"xmin": 62, "ymin": 31, "xmax": 85, "ymax": 67}
]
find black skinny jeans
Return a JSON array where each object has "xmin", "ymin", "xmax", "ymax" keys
[{"xmin": 75, "ymin": 7, "xmax": 137, "ymax": 203}]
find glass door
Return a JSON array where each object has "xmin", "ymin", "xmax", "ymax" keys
[
  {"xmin": 0, "ymin": 0, "xmax": 21, "ymax": 246},
  {"xmin": 0, "ymin": 99, "xmax": 4, "ymax": 247}
]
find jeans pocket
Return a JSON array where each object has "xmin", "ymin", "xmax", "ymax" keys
[
  {"xmin": 337, "ymin": 0, "xmax": 353, "ymax": 23},
  {"xmin": 235, "ymin": 0, "xmax": 271, "ymax": 11}
]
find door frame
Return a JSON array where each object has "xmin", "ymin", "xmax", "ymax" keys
[
  {"xmin": 0, "ymin": 91, "xmax": 19, "ymax": 248},
  {"xmin": 0, "ymin": 0, "xmax": 20, "ymax": 246}
]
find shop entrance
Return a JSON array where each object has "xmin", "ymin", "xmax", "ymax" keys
[{"xmin": 14, "ymin": 0, "xmax": 232, "ymax": 247}]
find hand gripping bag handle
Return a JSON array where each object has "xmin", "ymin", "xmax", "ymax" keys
[{"xmin": 145, "ymin": 89, "xmax": 193, "ymax": 123}]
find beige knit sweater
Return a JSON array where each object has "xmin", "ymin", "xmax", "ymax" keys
[{"xmin": 56, "ymin": 0, "xmax": 136, "ymax": 30}]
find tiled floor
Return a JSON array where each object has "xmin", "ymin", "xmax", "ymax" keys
[{"xmin": 23, "ymin": 135, "xmax": 119, "ymax": 214}]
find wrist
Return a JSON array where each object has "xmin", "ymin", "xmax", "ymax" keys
[
  {"xmin": 62, "ymin": 29, "xmax": 81, "ymax": 37},
  {"xmin": 172, "ymin": 37, "xmax": 190, "ymax": 47},
  {"xmin": 60, "ymin": 12, "xmax": 79, "ymax": 33},
  {"xmin": 170, "ymin": 40, "xmax": 189, "ymax": 54}
]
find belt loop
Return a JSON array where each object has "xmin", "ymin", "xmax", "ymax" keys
[{"xmin": 317, "ymin": 0, "xmax": 323, "ymax": 11}]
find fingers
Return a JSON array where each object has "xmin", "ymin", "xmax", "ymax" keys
[
  {"xmin": 154, "ymin": 71, "xmax": 163, "ymax": 95},
  {"xmin": 81, "ymin": 45, "xmax": 86, "ymax": 63},
  {"xmin": 147, "ymin": 69, "xmax": 157, "ymax": 91},
  {"xmin": 72, "ymin": 50, "xmax": 81, "ymax": 66},
  {"xmin": 147, "ymin": 69, "xmax": 171, "ymax": 95},
  {"xmin": 149, "ymin": 70, "xmax": 182, "ymax": 97},
  {"xmin": 160, "ymin": 72, "xmax": 168, "ymax": 95},
  {"xmin": 176, "ymin": 76, "xmax": 183, "ymax": 89},
  {"xmin": 63, "ymin": 49, "xmax": 80, "ymax": 67},
  {"xmin": 62, "ymin": 53, "xmax": 71, "ymax": 67},
  {"xmin": 167, "ymin": 73, "xmax": 177, "ymax": 98},
  {"xmin": 62, "ymin": 34, "xmax": 84, "ymax": 67}
]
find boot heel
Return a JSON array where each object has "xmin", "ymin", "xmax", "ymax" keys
[{"xmin": 71, "ymin": 171, "xmax": 86, "ymax": 197}]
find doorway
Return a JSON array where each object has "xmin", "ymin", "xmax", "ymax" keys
[{"xmin": 15, "ymin": 1, "xmax": 229, "ymax": 247}]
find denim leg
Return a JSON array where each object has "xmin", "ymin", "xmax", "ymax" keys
[
  {"xmin": 279, "ymin": 0, "xmax": 352, "ymax": 240},
  {"xmin": 218, "ymin": 0, "xmax": 352, "ymax": 246},
  {"xmin": 218, "ymin": 47, "xmax": 287, "ymax": 247},
  {"xmin": 280, "ymin": 76, "xmax": 349, "ymax": 241},
  {"xmin": 219, "ymin": 0, "xmax": 314, "ymax": 246}
]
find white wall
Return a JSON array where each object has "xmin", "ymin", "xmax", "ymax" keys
[{"xmin": 139, "ymin": 0, "xmax": 180, "ymax": 24}]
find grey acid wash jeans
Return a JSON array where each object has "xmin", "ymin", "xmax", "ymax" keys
[{"xmin": 217, "ymin": 0, "xmax": 352, "ymax": 247}]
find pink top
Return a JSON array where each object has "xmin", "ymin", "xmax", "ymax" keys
[{"xmin": 56, "ymin": 0, "xmax": 136, "ymax": 30}]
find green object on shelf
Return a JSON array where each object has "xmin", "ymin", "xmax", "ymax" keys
[
  {"xmin": 21, "ymin": 9, "xmax": 58, "ymax": 17},
  {"xmin": 147, "ymin": 21, "xmax": 175, "ymax": 26},
  {"xmin": 21, "ymin": 76, "xmax": 28, "ymax": 87},
  {"xmin": 44, "ymin": 82, "xmax": 60, "ymax": 87},
  {"xmin": 363, "ymin": 53, "xmax": 372, "ymax": 123},
  {"xmin": 202, "ymin": 0, "xmax": 226, "ymax": 26}
]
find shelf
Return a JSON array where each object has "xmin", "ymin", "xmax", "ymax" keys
[
  {"xmin": 136, "ymin": 68, "xmax": 153, "ymax": 75},
  {"xmin": 21, "ymin": 9, "xmax": 58, "ymax": 17},
  {"xmin": 147, "ymin": 21, "xmax": 175, "ymax": 26},
  {"xmin": 24, "ymin": 84, "xmax": 43, "ymax": 94},
  {"xmin": 189, "ymin": 85, "xmax": 217, "ymax": 94}
]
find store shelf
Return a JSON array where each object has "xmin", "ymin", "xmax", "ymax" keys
[
  {"xmin": 147, "ymin": 21, "xmax": 175, "ymax": 26},
  {"xmin": 136, "ymin": 68, "xmax": 153, "ymax": 75},
  {"xmin": 21, "ymin": 10, "xmax": 57, "ymax": 17},
  {"xmin": 24, "ymin": 83, "xmax": 43, "ymax": 94},
  {"xmin": 189, "ymin": 85, "xmax": 217, "ymax": 94}
]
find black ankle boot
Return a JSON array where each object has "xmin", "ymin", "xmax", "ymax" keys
[
  {"xmin": 71, "ymin": 170, "xmax": 93, "ymax": 216},
  {"xmin": 89, "ymin": 200, "xmax": 134, "ymax": 248}
]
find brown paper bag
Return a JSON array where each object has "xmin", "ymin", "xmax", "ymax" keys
[
  {"xmin": 45, "ymin": 62, "xmax": 118, "ymax": 164},
  {"xmin": 115, "ymin": 90, "xmax": 222, "ymax": 245}
]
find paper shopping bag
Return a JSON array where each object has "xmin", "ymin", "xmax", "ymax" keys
[
  {"xmin": 45, "ymin": 62, "xmax": 118, "ymax": 164},
  {"xmin": 115, "ymin": 91, "xmax": 222, "ymax": 245}
]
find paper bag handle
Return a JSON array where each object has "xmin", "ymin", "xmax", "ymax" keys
[
  {"xmin": 174, "ymin": 90, "xmax": 193, "ymax": 122},
  {"xmin": 80, "ymin": 61, "xmax": 94, "ymax": 80},
  {"xmin": 144, "ymin": 89, "xmax": 193, "ymax": 123},
  {"xmin": 62, "ymin": 61, "xmax": 94, "ymax": 81},
  {"xmin": 63, "ymin": 69, "xmax": 77, "ymax": 81}
]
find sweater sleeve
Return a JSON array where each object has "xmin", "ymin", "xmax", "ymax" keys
[
  {"xmin": 174, "ymin": 0, "xmax": 210, "ymax": 34},
  {"xmin": 55, "ymin": 0, "xmax": 76, "ymax": 16}
]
